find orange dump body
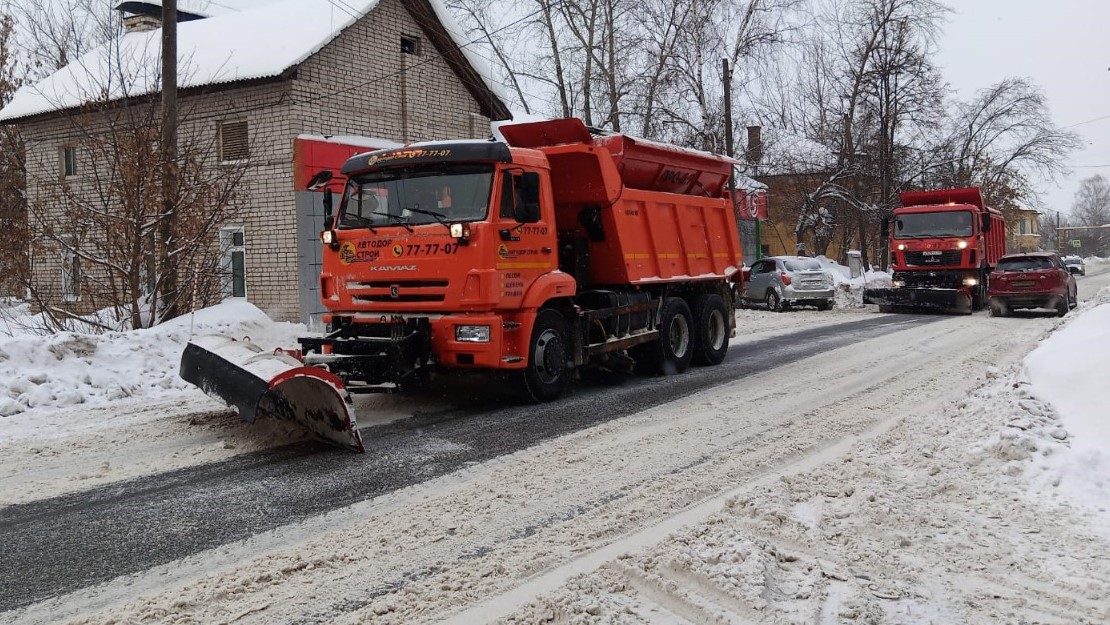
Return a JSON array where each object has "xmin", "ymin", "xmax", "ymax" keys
[{"xmin": 499, "ymin": 118, "xmax": 742, "ymax": 287}]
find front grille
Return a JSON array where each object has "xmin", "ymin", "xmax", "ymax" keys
[
  {"xmin": 904, "ymin": 250, "xmax": 962, "ymax": 266},
  {"xmin": 347, "ymin": 279, "xmax": 448, "ymax": 304}
]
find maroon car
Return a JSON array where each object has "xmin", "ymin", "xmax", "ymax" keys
[{"xmin": 988, "ymin": 252, "xmax": 1077, "ymax": 317}]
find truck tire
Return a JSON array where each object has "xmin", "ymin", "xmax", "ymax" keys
[
  {"xmin": 635, "ymin": 297, "xmax": 693, "ymax": 375},
  {"xmin": 765, "ymin": 290, "xmax": 783, "ymax": 312},
  {"xmin": 971, "ymin": 266, "xmax": 987, "ymax": 311},
  {"xmin": 515, "ymin": 309, "xmax": 571, "ymax": 402},
  {"xmin": 691, "ymin": 294, "xmax": 729, "ymax": 366}
]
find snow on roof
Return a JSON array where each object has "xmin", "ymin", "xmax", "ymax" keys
[
  {"xmin": 733, "ymin": 170, "xmax": 766, "ymax": 191},
  {"xmin": 296, "ymin": 133, "xmax": 403, "ymax": 151},
  {"xmin": 0, "ymin": 0, "xmax": 508, "ymax": 122}
]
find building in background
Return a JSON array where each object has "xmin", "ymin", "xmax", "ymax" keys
[{"xmin": 0, "ymin": 0, "xmax": 509, "ymax": 322}]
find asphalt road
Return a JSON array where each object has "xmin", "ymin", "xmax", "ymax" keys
[{"xmin": 0, "ymin": 313, "xmax": 944, "ymax": 612}]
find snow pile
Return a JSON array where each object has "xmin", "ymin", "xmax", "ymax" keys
[
  {"xmin": 813, "ymin": 255, "xmax": 891, "ymax": 309},
  {"xmin": 1023, "ymin": 286, "xmax": 1110, "ymax": 518},
  {"xmin": 0, "ymin": 300, "xmax": 303, "ymax": 428}
]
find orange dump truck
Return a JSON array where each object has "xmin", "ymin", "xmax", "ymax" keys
[{"xmin": 181, "ymin": 118, "xmax": 743, "ymax": 450}]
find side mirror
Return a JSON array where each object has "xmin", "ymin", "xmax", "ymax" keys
[
  {"xmin": 515, "ymin": 172, "xmax": 541, "ymax": 224},
  {"xmin": 981, "ymin": 213, "xmax": 992, "ymax": 232},
  {"xmin": 323, "ymin": 188, "xmax": 334, "ymax": 224},
  {"xmin": 307, "ymin": 169, "xmax": 333, "ymax": 190}
]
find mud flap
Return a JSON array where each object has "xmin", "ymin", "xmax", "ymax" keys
[
  {"xmin": 180, "ymin": 336, "xmax": 364, "ymax": 452},
  {"xmin": 863, "ymin": 288, "xmax": 972, "ymax": 313}
]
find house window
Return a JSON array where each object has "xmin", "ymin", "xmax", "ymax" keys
[
  {"xmin": 400, "ymin": 35, "xmax": 420, "ymax": 55},
  {"xmin": 1019, "ymin": 219, "xmax": 1027, "ymax": 235},
  {"xmin": 61, "ymin": 235, "xmax": 81, "ymax": 302},
  {"xmin": 218, "ymin": 120, "xmax": 249, "ymax": 162},
  {"xmin": 220, "ymin": 226, "xmax": 246, "ymax": 298},
  {"xmin": 61, "ymin": 146, "xmax": 78, "ymax": 177}
]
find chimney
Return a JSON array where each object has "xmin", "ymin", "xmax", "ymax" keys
[
  {"xmin": 122, "ymin": 14, "xmax": 162, "ymax": 33},
  {"xmin": 745, "ymin": 126, "xmax": 763, "ymax": 165},
  {"xmin": 116, "ymin": 2, "xmax": 207, "ymax": 34}
]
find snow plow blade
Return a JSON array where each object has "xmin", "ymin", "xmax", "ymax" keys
[
  {"xmin": 863, "ymin": 287, "xmax": 971, "ymax": 313},
  {"xmin": 179, "ymin": 336, "xmax": 364, "ymax": 452}
]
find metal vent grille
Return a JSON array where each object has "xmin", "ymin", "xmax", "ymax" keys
[{"xmin": 219, "ymin": 120, "xmax": 249, "ymax": 161}]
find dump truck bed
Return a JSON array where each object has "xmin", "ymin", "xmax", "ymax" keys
[{"xmin": 501, "ymin": 118, "xmax": 742, "ymax": 286}]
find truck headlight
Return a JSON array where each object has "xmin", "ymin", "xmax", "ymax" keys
[
  {"xmin": 455, "ymin": 324, "xmax": 490, "ymax": 342},
  {"xmin": 957, "ymin": 241, "xmax": 968, "ymax": 249},
  {"xmin": 897, "ymin": 244, "xmax": 906, "ymax": 251},
  {"xmin": 892, "ymin": 280, "xmax": 905, "ymax": 288},
  {"xmin": 963, "ymin": 277, "xmax": 978, "ymax": 286}
]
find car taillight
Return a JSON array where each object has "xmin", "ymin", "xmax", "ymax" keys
[{"xmin": 780, "ymin": 272, "xmax": 792, "ymax": 286}]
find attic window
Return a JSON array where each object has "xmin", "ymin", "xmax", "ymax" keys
[
  {"xmin": 400, "ymin": 35, "xmax": 420, "ymax": 55},
  {"xmin": 218, "ymin": 120, "xmax": 249, "ymax": 162}
]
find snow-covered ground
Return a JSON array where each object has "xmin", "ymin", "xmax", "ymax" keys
[{"xmin": 2, "ymin": 260, "xmax": 1109, "ymax": 624}]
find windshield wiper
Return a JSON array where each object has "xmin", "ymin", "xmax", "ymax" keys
[
  {"xmin": 403, "ymin": 206, "xmax": 451, "ymax": 231},
  {"xmin": 342, "ymin": 215, "xmax": 378, "ymax": 233},
  {"xmin": 370, "ymin": 211, "xmax": 414, "ymax": 232}
]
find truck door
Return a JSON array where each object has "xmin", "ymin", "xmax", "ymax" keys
[{"xmin": 493, "ymin": 170, "xmax": 556, "ymax": 306}]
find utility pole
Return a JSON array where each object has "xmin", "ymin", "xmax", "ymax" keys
[
  {"xmin": 160, "ymin": 0, "xmax": 179, "ymax": 319},
  {"xmin": 722, "ymin": 59, "xmax": 739, "ymax": 249},
  {"xmin": 722, "ymin": 59, "xmax": 734, "ymax": 158}
]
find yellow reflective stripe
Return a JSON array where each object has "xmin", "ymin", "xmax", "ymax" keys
[{"xmin": 495, "ymin": 262, "xmax": 551, "ymax": 269}]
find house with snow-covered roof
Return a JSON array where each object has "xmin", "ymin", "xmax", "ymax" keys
[{"xmin": 0, "ymin": 0, "xmax": 510, "ymax": 323}]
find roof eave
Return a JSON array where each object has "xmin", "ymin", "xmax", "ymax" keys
[{"xmin": 0, "ymin": 73, "xmax": 293, "ymax": 127}]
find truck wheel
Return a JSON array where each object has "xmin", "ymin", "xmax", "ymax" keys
[
  {"xmin": 765, "ymin": 290, "xmax": 783, "ymax": 312},
  {"xmin": 691, "ymin": 294, "xmax": 729, "ymax": 366},
  {"xmin": 515, "ymin": 309, "xmax": 571, "ymax": 402},
  {"xmin": 636, "ymin": 298, "xmax": 693, "ymax": 375}
]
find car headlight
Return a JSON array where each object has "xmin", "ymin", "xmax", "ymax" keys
[
  {"xmin": 455, "ymin": 324, "xmax": 490, "ymax": 343},
  {"xmin": 963, "ymin": 277, "xmax": 978, "ymax": 286},
  {"xmin": 892, "ymin": 280, "xmax": 905, "ymax": 288}
]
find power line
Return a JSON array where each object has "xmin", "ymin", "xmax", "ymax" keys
[
  {"xmin": 1061, "ymin": 113, "xmax": 1110, "ymax": 130},
  {"xmin": 322, "ymin": 0, "xmax": 363, "ymax": 20}
]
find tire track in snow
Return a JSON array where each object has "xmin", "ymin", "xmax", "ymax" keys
[{"xmin": 0, "ymin": 314, "xmax": 939, "ymax": 614}]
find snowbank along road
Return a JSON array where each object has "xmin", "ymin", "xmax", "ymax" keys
[{"xmin": 3, "ymin": 267, "xmax": 1110, "ymax": 624}]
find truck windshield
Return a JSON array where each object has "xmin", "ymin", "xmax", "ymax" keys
[
  {"xmin": 894, "ymin": 211, "xmax": 974, "ymax": 238},
  {"xmin": 339, "ymin": 164, "xmax": 493, "ymax": 228}
]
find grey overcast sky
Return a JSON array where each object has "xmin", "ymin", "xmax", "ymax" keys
[{"xmin": 935, "ymin": 0, "xmax": 1110, "ymax": 217}]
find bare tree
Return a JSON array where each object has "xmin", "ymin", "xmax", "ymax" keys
[
  {"xmin": 933, "ymin": 77, "xmax": 1082, "ymax": 216},
  {"xmin": 755, "ymin": 0, "xmax": 945, "ymax": 265},
  {"xmin": 6, "ymin": 0, "xmax": 120, "ymax": 77},
  {"xmin": 8, "ymin": 22, "xmax": 249, "ymax": 331},
  {"xmin": 1069, "ymin": 175, "xmax": 1110, "ymax": 256},
  {"xmin": 0, "ymin": 10, "xmax": 27, "ymax": 299}
]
